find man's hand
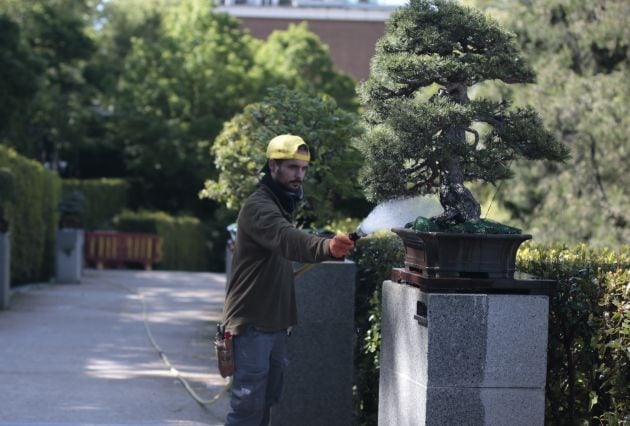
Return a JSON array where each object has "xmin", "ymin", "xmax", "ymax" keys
[{"xmin": 329, "ymin": 234, "xmax": 355, "ymax": 258}]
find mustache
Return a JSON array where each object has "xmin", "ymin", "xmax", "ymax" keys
[{"xmin": 290, "ymin": 180, "xmax": 302, "ymax": 184}]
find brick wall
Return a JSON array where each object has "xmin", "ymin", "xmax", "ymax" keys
[{"xmin": 240, "ymin": 17, "xmax": 386, "ymax": 81}]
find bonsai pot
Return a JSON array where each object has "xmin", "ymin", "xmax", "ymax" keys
[{"xmin": 392, "ymin": 228, "xmax": 531, "ymax": 279}]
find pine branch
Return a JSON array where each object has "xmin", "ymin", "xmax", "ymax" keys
[
  {"xmin": 475, "ymin": 113, "xmax": 504, "ymax": 127},
  {"xmin": 401, "ymin": 160, "xmax": 429, "ymax": 175},
  {"xmin": 466, "ymin": 127, "xmax": 479, "ymax": 149},
  {"xmin": 380, "ymin": 82, "xmax": 424, "ymax": 99}
]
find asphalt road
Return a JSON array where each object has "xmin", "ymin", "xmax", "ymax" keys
[{"xmin": 0, "ymin": 269, "xmax": 230, "ymax": 426}]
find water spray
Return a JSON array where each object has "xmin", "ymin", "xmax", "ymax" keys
[{"xmin": 348, "ymin": 195, "xmax": 443, "ymax": 242}]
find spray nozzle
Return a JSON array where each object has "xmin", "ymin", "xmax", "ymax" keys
[{"xmin": 349, "ymin": 227, "xmax": 366, "ymax": 242}]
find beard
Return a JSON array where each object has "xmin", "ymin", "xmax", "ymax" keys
[
  {"xmin": 281, "ymin": 180, "xmax": 302, "ymax": 193},
  {"xmin": 275, "ymin": 169, "xmax": 302, "ymax": 193}
]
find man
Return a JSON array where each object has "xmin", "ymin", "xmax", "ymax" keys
[{"xmin": 222, "ymin": 134, "xmax": 354, "ymax": 425}]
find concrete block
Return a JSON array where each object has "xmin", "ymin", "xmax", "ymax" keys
[
  {"xmin": 0, "ymin": 232, "xmax": 10, "ymax": 310},
  {"xmin": 272, "ymin": 261, "xmax": 355, "ymax": 426},
  {"xmin": 427, "ymin": 293, "xmax": 549, "ymax": 388},
  {"xmin": 379, "ymin": 280, "xmax": 429, "ymax": 389},
  {"xmin": 293, "ymin": 260, "xmax": 356, "ymax": 324},
  {"xmin": 483, "ymin": 294, "xmax": 549, "ymax": 387},
  {"xmin": 378, "ymin": 280, "xmax": 549, "ymax": 426},
  {"xmin": 56, "ymin": 229, "xmax": 83, "ymax": 283},
  {"xmin": 378, "ymin": 361, "xmax": 427, "ymax": 426},
  {"xmin": 426, "ymin": 387, "xmax": 544, "ymax": 426},
  {"xmin": 379, "ymin": 378, "xmax": 544, "ymax": 426},
  {"xmin": 479, "ymin": 388, "xmax": 546, "ymax": 426}
]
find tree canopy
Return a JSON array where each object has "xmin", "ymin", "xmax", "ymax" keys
[
  {"xmin": 472, "ymin": 0, "xmax": 629, "ymax": 246},
  {"xmin": 113, "ymin": 4, "xmax": 261, "ymax": 213},
  {"xmin": 200, "ymin": 87, "xmax": 363, "ymax": 226},
  {"xmin": 0, "ymin": 0, "xmax": 97, "ymax": 164},
  {"xmin": 254, "ymin": 22, "xmax": 357, "ymax": 111},
  {"xmin": 0, "ymin": 15, "xmax": 42, "ymax": 134}
]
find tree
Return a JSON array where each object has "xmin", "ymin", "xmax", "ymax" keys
[
  {"xmin": 87, "ymin": 0, "xmax": 167, "ymax": 95},
  {"xmin": 0, "ymin": 0, "xmax": 97, "ymax": 167},
  {"xmin": 471, "ymin": 0, "xmax": 629, "ymax": 247},
  {"xmin": 0, "ymin": 15, "xmax": 42, "ymax": 134},
  {"xmin": 200, "ymin": 87, "xmax": 363, "ymax": 226},
  {"xmin": 254, "ymin": 22, "xmax": 358, "ymax": 111},
  {"xmin": 357, "ymin": 0, "xmax": 569, "ymax": 225},
  {"xmin": 114, "ymin": 3, "xmax": 261, "ymax": 213}
]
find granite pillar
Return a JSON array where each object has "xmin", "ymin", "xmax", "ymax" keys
[
  {"xmin": 272, "ymin": 260, "xmax": 356, "ymax": 426},
  {"xmin": 378, "ymin": 280, "xmax": 550, "ymax": 426},
  {"xmin": 56, "ymin": 229, "xmax": 84, "ymax": 283}
]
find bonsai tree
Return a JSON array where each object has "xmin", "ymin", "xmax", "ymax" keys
[
  {"xmin": 358, "ymin": 0, "xmax": 569, "ymax": 227},
  {"xmin": 0, "ymin": 168, "xmax": 16, "ymax": 233}
]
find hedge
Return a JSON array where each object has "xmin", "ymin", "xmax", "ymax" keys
[
  {"xmin": 113, "ymin": 210, "xmax": 208, "ymax": 271},
  {"xmin": 0, "ymin": 146, "xmax": 62, "ymax": 283},
  {"xmin": 518, "ymin": 243, "xmax": 629, "ymax": 425},
  {"xmin": 62, "ymin": 178, "xmax": 128, "ymax": 230},
  {"xmin": 349, "ymin": 233, "xmax": 629, "ymax": 426},
  {"xmin": 347, "ymin": 232, "xmax": 404, "ymax": 426}
]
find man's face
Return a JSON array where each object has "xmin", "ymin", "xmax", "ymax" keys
[{"xmin": 270, "ymin": 158, "xmax": 309, "ymax": 192}]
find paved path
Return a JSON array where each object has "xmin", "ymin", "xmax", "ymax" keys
[{"xmin": 0, "ymin": 269, "xmax": 230, "ymax": 426}]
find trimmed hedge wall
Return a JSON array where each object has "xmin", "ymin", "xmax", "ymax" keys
[
  {"xmin": 518, "ymin": 243, "xmax": 629, "ymax": 425},
  {"xmin": 62, "ymin": 178, "xmax": 128, "ymax": 230},
  {"xmin": 0, "ymin": 146, "xmax": 62, "ymax": 283},
  {"xmin": 348, "ymin": 232, "xmax": 403, "ymax": 426},
  {"xmin": 349, "ymin": 233, "xmax": 629, "ymax": 426},
  {"xmin": 113, "ymin": 210, "xmax": 208, "ymax": 271}
]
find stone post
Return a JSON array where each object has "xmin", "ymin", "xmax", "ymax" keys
[
  {"xmin": 272, "ymin": 260, "xmax": 356, "ymax": 426},
  {"xmin": 56, "ymin": 229, "xmax": 84, "ymax": 283},
  {"xmin": 0, "ymin": 232, "xmax": 10, "ymax": 309},
  {"xmin": 378, "ymin": 280, "xmax": 552, "ymax": 426}
]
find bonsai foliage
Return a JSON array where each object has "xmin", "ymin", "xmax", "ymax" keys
[
  {"xmin": 358, "ymin": 0, "xmax": 569, "ymax": 225},
  {"xmin": 0, "ymin": 167, "xmax": 16, "ymax": 232}
]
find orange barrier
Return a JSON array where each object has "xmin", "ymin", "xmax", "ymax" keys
[{"xmin": 84, "ymin": 231, "xmax": 162, "ymax": 270}]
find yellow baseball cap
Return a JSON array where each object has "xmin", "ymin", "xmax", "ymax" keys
[{"xmin": 266, "ymin": 135, "xmax": 310, "ymax": 161}]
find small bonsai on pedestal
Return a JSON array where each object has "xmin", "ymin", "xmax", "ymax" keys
[
  {"xmin": 358, "ymin": 0, "xmax": 569, "ymax": 231},
  {"xmin": 0, "ymin": 168, "xmax": 16, "ymax": 233}
]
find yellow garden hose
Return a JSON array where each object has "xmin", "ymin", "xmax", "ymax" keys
[
  {"xmin": 102, "ymin": 264, "xmax": 315, "ymax": 412},
  {"xmin": 103, "ymin": 276, "xmax": 231, "ymax": 420},
  {"xmin": 293, "ymin": 263, "xmax": 317, "ymax": 278}
]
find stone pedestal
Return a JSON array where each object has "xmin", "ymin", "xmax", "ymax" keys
[
  {"xmin": 56, "ymin": 229, "xmax": 84, "ymax": 283},
  {"xmin": 0, "ymin": 232, "xmax": 10, "ymax": 309},
  {"xmin": 378, "ymin": 280, "xmax": 551, "ymax": 426},
  {"xmin": 272, "ymin": 260, "xmax": 356, "ymax": 426}
]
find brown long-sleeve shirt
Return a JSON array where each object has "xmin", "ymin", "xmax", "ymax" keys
[{"xmin": 222, "ymin": 184, "xmax": 333, "ymax": 335}]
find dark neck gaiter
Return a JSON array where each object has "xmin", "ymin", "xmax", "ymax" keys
[{"xmin": 260, "ymin": 173, "xmax": 303, "ymax": 214}]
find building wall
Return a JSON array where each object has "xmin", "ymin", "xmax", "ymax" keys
[
  {"xmin": 217, "ymin": 6, "xmax": 393, "ymax": 81},
  {"xmin": 240, "ymin": 17, "xmax": 385, "ymax": 80}
]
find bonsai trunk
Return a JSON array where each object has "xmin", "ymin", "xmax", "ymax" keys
[
  {"xmin": 437, "ymin": 157, "xmax": 480, "ymax": 224},
  {"xmin": 434, "ymin": 82, "xmax": 481, "ymax": 225}
]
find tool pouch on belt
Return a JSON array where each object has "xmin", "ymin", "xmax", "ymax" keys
[{"xmin": 215, "ymin": 324, "xmax": 234, "ymax": 378}]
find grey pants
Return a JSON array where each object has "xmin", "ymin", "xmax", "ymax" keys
[{"xmin": 225, "ymin": 326, "xmax": 289, "ymax": 426}]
